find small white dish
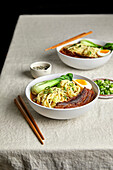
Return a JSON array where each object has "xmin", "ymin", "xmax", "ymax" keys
[
  {"xmin": 56, "ymin": 38, "xmax": 113, "ymax": 70},
  {"xmin": 25, "ymin": 72, "xmax": 99, "ymax": 120},
  {"xmin": 30, "ymin": 61, "xmax": 52, "ymax": 78}
]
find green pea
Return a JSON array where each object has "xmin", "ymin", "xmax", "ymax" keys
[
  {"xmin": 104, "ymin": 80, "xmax": 110, "ymax": 85},
  {"xmin": 104, "ymin": 89, "xmax": 110, "ymax": 95},
  {"xmin": 98, "ymin": 80, "xmax": 102, "ymax": 83},
  {"xmin": 110, "ymin": 89, "xmax": 113, "ymax": 94},
  {"xmin": 106, "ymin": 86, "xmax": 109, "ymax": 90},
  {"xmin": 102, "ymin": 83, "xmax": 106, "ymax": 87},
  {"xmin": 97, "ymin": 80, "xmax": 102, "ymax": 85},
  {"xmin": 110, "ymin": 83, "xmax": 113, "ymax": 88},
  {"xmin": 100, "ymin": 91, "xmax": 104, "ymax": 95},
  {"xmin": 100, "ymin": 85, "xmax": 104, "ymax": 89}
]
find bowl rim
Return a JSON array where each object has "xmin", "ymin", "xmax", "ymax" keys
[
  {"xmin": 25, "ymin": 73, "xmax": 100, "ymax": 111},
  {"xmin": 56, "ymin": 38, "xmax": 113, "ymax": 61},
  {"xmin": 30, "ymin": 61, "xmax": 52, "ymax": 72}
]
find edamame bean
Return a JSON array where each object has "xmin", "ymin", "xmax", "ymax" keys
[{"xmin": 94, "ymin": 79, "xmax": 113, "ymax": 95}]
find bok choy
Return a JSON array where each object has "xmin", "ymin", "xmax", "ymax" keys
[
  {"xmin": 31, "ymin": 73, "xmax": 73, "ymax": 95},
  {"xmin": 81, "ymin": 39, "xmax": 113, "ymax": 50}
]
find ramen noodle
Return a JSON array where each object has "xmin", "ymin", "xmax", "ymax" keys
[
  {"xmin": 60, "ymin": 43, "xmax": 100, "ymax": 58},
  {"xmin": 36, "ymin": 80, "xmax": 81, "ymax": 108}
]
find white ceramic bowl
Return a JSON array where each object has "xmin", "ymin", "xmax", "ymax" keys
[
  {"xmin": 25, "ymin": 73, "xmax": 99, "ymax": 120},
  {"xmin": 56, "ymin": 38, "xmax": 113, "ymax": 70},
  {"xmin": 30, "ymin": 61, "xmax": 52, "ymax": 78}
]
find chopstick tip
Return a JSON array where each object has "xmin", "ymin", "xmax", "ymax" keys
[
  {"xmin": 88, "ymin": 31, "xmax": 93, "ymax": 34},
  {"xmin": 14, "ymin": 98, "xmax": 17, "ymax": 103}
]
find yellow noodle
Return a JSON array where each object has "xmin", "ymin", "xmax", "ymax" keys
[{"xmin": 37, "ymin": 80, "xmax": 81, "ymax": 108}]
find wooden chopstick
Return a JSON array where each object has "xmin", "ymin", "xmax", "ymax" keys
[
  {"xmin": 18, "ymin": 95, "xmax": 44, "ymax": 140},
  {"xmin": 45, "ymin": 31, "xmax": 93, "ymax": 51},
  {"xmin": 14, "ymin": 98, "xmax": 44, "ymax": 145}
]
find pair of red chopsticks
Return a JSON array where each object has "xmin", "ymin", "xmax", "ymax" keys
[{"xmin": 14, "ymin": 95, "xmax": 44, "ymax": 145}]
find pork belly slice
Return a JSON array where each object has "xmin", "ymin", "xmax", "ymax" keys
[
  {"xmin": 55, "ymin": 87, "xmax": 95, "ymax": 109},
  {"xmin": 60, "ymin": 47, "xmax": 79, "ymax": 57},
  {"xmin": 81, "ymin": 89, "xmax": 95, "ymax": 105}
]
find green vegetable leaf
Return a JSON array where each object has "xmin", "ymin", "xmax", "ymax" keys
[
  {"xmin": 80, "ymin": 40, "xmax": 100, "ymax": 48},
  {"xmin": 102, "ymin": 43, "xmax": 113, "ymax": 50},
  {"xmin": 31, "ymin": 73, "xmax": 73, "ymax": 94}
]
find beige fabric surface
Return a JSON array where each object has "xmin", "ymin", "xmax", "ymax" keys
[{"xmin": 0, "ymin": 15, "xmax": 113, "ymax": 169}]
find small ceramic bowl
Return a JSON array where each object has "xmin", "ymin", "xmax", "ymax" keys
[{"xmin": 30, "ymin": 61, "xmax": 52, "ymax": 78}]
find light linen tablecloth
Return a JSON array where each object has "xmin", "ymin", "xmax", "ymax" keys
[{"xmin": 0, "ymin": 15, "xmax": 113, "ymax": 170}]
